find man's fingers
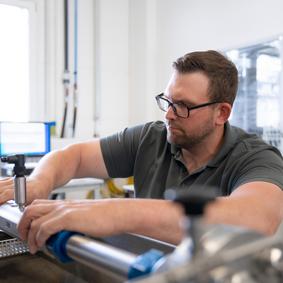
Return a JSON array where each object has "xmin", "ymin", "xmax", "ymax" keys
[
  {"xmin": 36, "ymin": 214, "xmax": 67, "ymax": 249},
  {"xmin": 30, "ymin": 199, "xmax": 66, "ymax": 205},
  {"xmin": 27, "ymin": 210, "xmax": 68, "ymax": 254},
  {"xmin": 18, "ymin": 203, "xmax": 60, "ymax": 241},
  {"xmin": 18, "ymin": 200, "xmax": 93, "ymax": 254},
  {"xmin": 0, "ymin": 178, "xmax": 14, "ymax": 203},
  {"xmin": 0, "ymin": 188, "xmax": 14, "ymax": 204},
  {"xmin": 0, "ymin": 177, "xmax": 13, "ymax": 183}
]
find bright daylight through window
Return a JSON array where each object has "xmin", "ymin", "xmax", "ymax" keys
[
  {"xmin": 0, "ymin": 4, "xmax": 29, "ymax": 121},
  {"xmin": 226, "ymin": 37, "xmax": 283, "ymax": 153}
]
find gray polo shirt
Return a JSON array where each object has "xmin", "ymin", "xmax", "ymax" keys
[{"xmin": 100, "ymin": 121, "xmax": 283, "ymax": 199}]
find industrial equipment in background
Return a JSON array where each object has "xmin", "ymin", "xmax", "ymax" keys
[
  {"xmin": 61, "ymin": 0, "xmax": 79, "ymax": 138},
  {"xmin": 226, "ymin": 36, "xmax": 283, "ymax": 154}
]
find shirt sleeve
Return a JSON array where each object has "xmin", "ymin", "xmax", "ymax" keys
[
  {"xmin": 231, "ymin": 147, "xmax": 283, "ymax": 191},
  {"xmin": 100, "ymin": 123, "xmax": 151, "ymax": 178}
]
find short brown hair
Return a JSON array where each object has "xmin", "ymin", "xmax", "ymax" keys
[{"xmin": 173, "ymin": 50, "xmax": 238, "ymax": 105}]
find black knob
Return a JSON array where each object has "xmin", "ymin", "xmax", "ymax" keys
[{"xmin": 1, "ymin": 154, "xmax": 26, "ymax": 177}]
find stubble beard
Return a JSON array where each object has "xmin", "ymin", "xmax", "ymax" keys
[{"xmin": 166, "ymin": 120, "xmax": 215, "ymax": 150}]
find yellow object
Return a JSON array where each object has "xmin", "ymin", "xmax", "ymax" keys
[
  {"xmin": 106, "ymin": 179, "xmax": 125, "ymax": 195},
  {"xmin": 86, "ymin": 177, "xmax": 134, "ymax": 199},
  {"xmin": 127, "ymin": 176, "xmax": 134, "ymax": 185}
]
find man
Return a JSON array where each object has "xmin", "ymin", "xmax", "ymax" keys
[{"xmin": 0, "ymin": 50, "xmax": 283, "ymax": 254}]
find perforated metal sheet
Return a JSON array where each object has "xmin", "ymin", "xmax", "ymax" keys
[{"xmin": 0, "ymin": 238, "xmax": 29, "ymax": 258}]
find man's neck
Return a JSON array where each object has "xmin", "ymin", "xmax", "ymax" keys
[{"xmin": 181, "ymin": 126, "xmax": 225, "ymax": 173}]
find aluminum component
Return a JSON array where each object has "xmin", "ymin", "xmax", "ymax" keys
[
  {"xmin": 0, "ymin": 201, "xmax": 22, "ymax": 238},
  {"xmin": 14, "ymin": 176, "xmax": 27, "ymax": 211}
]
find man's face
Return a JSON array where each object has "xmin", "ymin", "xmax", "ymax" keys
[{"xmin": 164, "ymin": 71, "xmax": 218, "ymax": 149}]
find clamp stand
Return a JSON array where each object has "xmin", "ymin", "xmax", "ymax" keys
[{"xmin": 1, "ymin": 154, "xmax": 27, "ymax": 211}]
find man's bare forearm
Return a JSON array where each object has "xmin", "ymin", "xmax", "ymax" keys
[
  {"xmin": 205, "ymin": 181, "xmax": 283, "ymax": 235},
  {"xmin": 29, "ymin": 146, "xmax": 81, "ymax": 195},
  {"xmin": 28, "ymin": 140, "xmax": 109, "ymax": 200},
  {"xmin": 112, "ymin": 199, "xmax": 184, "ymax": 244},
  {"xmin": 0, "ymin": 145, "xmax": 84, "ymax": 203}
]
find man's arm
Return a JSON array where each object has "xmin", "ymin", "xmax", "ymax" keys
[
  {"xmin": 205, "ymin": 181, "xmax": 283, "ymax": 235},
  {"xmin": 17, "ymin": 198, "xmax": 184, "ymax": 254},
  {"xmin": 0, "ymin": 139, "xmax": 109, "ymax": 203},
  {"xmin": 17, "ymin": 181, "xmax": 283, "ymax": 253}
]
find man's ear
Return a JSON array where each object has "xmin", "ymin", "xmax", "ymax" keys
[{"xmin": 215, "ymin": 103, "xmax": 232, "ymax": 125}]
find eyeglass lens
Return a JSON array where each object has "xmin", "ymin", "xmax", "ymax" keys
[{"xmin": 157, "ymin": 96, "xmax": 188, "ymax": 118}]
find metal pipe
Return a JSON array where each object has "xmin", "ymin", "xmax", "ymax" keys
[
  {"xmin": 0, "ymin": 203, "xmax": 138, "ymax": 276},
  {"xmin": 66, "ymin": 235, "xmax": 137, "ymax": 276},
  {"xmin": 0, "ymin": 205, "xmax": 138, "ymax": 278},
  {"xmin": 0, "ymin": 204, "xmax": 160, "ymax": 279}
]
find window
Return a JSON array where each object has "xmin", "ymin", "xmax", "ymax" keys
[
  {"xmin": 226, "ymin": 37, "xmax": 283, "ymax": 152},
  {"xmin": 0, "ymin": 0, "xmax": 45, "ymax": 122},
  {"xmin": 0, "ymin": 3, "xmax": 29, "ymax": 121}
]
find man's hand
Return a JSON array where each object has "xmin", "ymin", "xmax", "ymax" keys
[
  {"xmin": 0, "ymin": 177, "xmax": 14, "ymax": 204},
  {"xmin": 17, "ymin": 198, "xmax": 184, "ymax": 254},
  {"xmin": 17, "ymin": 199, "xmax": 82, "ymax": 254},
  {"xmin": 0, "ymin": 177, "xmax": 50, "ymax": 205},
  {"xmin": 17, "ymin": 199, "xmax": 125, "ymax": 254}
]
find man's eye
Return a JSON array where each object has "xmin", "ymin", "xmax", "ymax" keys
[{"xmin": 176, "ymin": 102, "xmax": 189, "ymax": 108}]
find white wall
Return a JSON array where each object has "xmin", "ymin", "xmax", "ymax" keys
[
  {"xmin": 45, "ymin": 0, "xmax": 283, "ymax": 139},
  {"xmin": 155, "ymin": 0, "xmax": 283, "ymax": 92},
  {"xmin": 119, "ymin": 0, "xmax": 283, "ymax": 128},
  {"xmin": 94, "ymin": 0, "xmax": 129, "ymax": 136},
  {"xmin": 128, "ymin": 0, "xmax": 160, "ymax": 127}
]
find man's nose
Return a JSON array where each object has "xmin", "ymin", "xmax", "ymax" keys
[{"xmin": 165, "ymin": 105, "xmax": 177, "ymax": 120}]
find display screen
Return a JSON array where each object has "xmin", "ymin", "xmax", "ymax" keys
[{"xmin": 0, "ymin": 122, "xmax": 51, "ymax": 156}]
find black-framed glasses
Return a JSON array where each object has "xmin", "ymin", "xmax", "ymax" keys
[{"xmin": 155, "ymin": 93, "xmax": 221, "ymax": 118}]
